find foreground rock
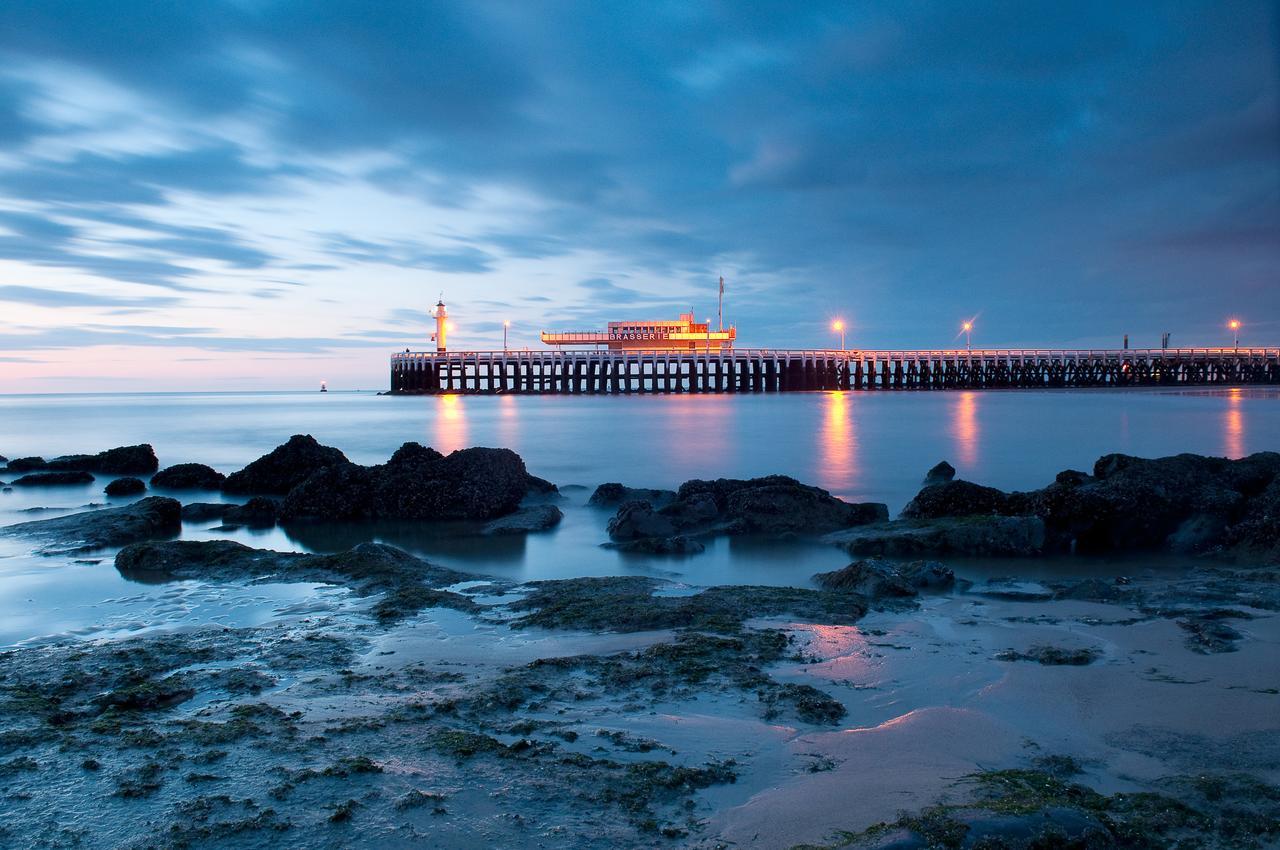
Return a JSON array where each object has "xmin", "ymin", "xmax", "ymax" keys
[
  {"xmin": 151, "ymin": 462, "xmax": 226, "ymax": 490},
  {"xmin": 222, "ymin": 434, "xmax": 348, "ymax": 495},
  {"xmin": 481, "ymin": 504, "xmax": 563, "ymax": 536},
  {"xmin": 10, "ymin": 470, "xmax": 95, "ymax": 486},
  {"xmin": 4, "ymin": 496, "xmax": 181, "ymax": 554},
  {"xmin": 115, "ymin": 540, "xmax": 479, "ymax": 622},
  {"xmin": 827, "ymin": 515, "xmax": 1047, "ymax": 558},
  {"xmin": 883, "ymin": 452, "xmax": 1280, "ymax": 560},
  {"xmin": 278, "ymin": 441, "xmax": 551, "ymax": 523},
  {"xmin": 605, "ymin": 476, "xmax": 888, "ymax": 551},
  {"xmin": 814, "ymin": 558, "xmax": 955, "ymax": 598},
  {"xmin": 105, "ymin": 477, "xmax": 146, "ymax": 497},
  {"xmin": 44, "ymin": 444, "xmax": 159, "ymax": 475}
]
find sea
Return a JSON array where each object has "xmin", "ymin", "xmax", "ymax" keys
[{"xmin": 1, "ymin": 386, "xmax": 1277, "ymax": 645}]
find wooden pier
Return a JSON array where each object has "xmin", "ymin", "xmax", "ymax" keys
[{"xmin": 389, "ymin": 347, "xmax": 1280, "ymax": 394}]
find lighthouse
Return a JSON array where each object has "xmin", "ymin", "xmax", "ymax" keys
[{"xmin": 432, "ymin": 298, "xmax": 448, "ymax": 352}]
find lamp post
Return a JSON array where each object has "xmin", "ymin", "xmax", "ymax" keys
[
  {"xmin": 705, "ymin": 318, "xmax": 712, "ymax": 353},
  {"xmin": 503, "ymin": 320, "xmax": 510, "ymax": 352},
  {"xmin": 962, "ymin": 320, "xmax": 973, "ymax": 352},
  {"xmin": 1229, "ymin": 319, "xmax": 1240, "ymax": 349},
  {"xmin": 832, "ymin": 319, "xmax": 845, "ymax": 351}
]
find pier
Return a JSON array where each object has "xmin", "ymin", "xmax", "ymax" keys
[{"xmin": 389, "ymin": 347, "xmax": 1280, "ymax": 394}]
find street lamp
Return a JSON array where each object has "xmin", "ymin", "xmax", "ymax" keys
[
  {"xmin": 705, "ymin": 318, "xmax": 712, "ymax": 353},
  {"xmin": 503, "ymin": 320, "xmax": 510, "ymax": 352},
  {"xmin": 962, "ymin": 320, "xmax": 973, "ymax": 352},
  {"xmin": 1228, "ymin": 319, "xmax": 1241, "ymax": 349},
  {"xmin": 832, "ymin": 319, "xmax": 845, "ymax": 351}
]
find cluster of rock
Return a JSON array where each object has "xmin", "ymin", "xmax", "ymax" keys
[
  {"xmin": 827, "ymin": 452, "xmax": 1280, "ymax": 561},
  {"xmin": 599, "ymin": 475, "xmax": 888, "ymax": 553},
  {"xmin": 3, "ymin": 444, "xmax": 159, "ymax": 488}
]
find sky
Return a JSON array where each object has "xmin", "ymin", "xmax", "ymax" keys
[{"xmin": 0, "ymin": 0, "xmax": 1277, "ymax": 391}]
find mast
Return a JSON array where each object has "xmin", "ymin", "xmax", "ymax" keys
[{"xmin": 718, "ymin": 276, "xmax": 724, "ymax": 332}]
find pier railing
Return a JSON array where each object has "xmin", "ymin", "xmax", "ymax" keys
[{"xmin": 388, "ymin": 347, "xmax": 1280, "ymax": 394}]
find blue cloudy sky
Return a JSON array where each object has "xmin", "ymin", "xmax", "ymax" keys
[{"xmin": 0, "ymin": 0, "xmax": 1276, "ymax": 390}]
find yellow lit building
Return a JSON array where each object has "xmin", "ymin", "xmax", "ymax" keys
[{"xmin": 541, "ymin": 312, "xmax": 737, "ymax": 351}]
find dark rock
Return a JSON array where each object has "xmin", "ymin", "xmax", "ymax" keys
[
  {"xmin": 815, "ymin": 559, "xmax": 955, "ymax": 598},
  {"xmin": 607, "ymin": 500, "xmax": 678, "ymax": 540},
  {"xmin": 589, "ymin": 483, "xmax": 677, "ymax": 508},
  {"xmin": 481, "ymin": 504, "xmax": 563, "ymax": 536},
  {"xmin": 46, "ymin": 444, "xmax": 158, "ymax": 475},
  {"xmin": 369, "ymin": 444, "xmax": 530, "ymax": 521},
  {"xmin": 6, "ymin": 456, "xmax": 47, "ymax": 472},
  {"xmin": 603, "ymin": 535, "xmax": 706, "ymax": 555},
  {"xmin": 279, "ymin": 462, "xmax": 375, "ymax": 521},
  {"xmin": 4, "ymin": 496, "xmax": 181, "ymax": 554},
  {"xmin": 1224, "ymin": 474, "xmax": 1280, "ymax": 561},
  {"xmin": 924, "ymin": 461, "xmax": 956, "ymax": 485},
  {"xmin": 525, "ymin": 475, "xmax": 559, "ymax": 495},
  {"xmin": 114, "ymin": 540, "xmax": 477, "ymax": 622},
  {"xmin": 11, "ymin": 471, "xmax": 95, "ymax": 486},
  {"xmin": 1178, "ymin": 612, "xmax": 1245, "ymax": 653},
  {"xmin": 151, "ymin": 463, "xmax": 226, "ymax": 490},
  {"xmin": 997, "ymin": 645, "xmax": 1101, "ymax": 665},
  {"xmin": 224, "ymin": 497, "xmax": 278, "ymax": 528},
  {"xmin": 1051, "ymin": 578, "xmax": 1138, "ymax": 603},
  {"xmin": 105, "ymin": 477, "xmax": 146, "ymax": 497},
  {"xmin": 222, "ymin": 435, "xmax": 348, "ymax": 495},
  {"xmin": 648, "ymin": 475, "xmax": 887, "ymax": 537},
  {"xmin": 826, "ymin": 516, "xmax": 1046, "ymax": 558},
  {"xmin": 901, "ymin": 479, "xmax": 1010, "ymax": 519},
  {"xmin": 181, "ymin": 503, "xmax": 234, "ymax": 523},
  {"xmin": 1054, "ymin": 469, "xmax": 1092, "ymax": 487}
]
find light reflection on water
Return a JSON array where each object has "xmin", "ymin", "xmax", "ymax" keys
[{"xmin": 1225, "ymin": 387, "xmax": 1245, "ymax": 458}]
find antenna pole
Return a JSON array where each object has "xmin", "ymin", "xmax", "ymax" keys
[{"xmin": 718, "ymin": 276, "xmax": 724, "ymax": 332}]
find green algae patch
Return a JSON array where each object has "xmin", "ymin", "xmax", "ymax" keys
[{"xmin": 510, "ymin": 576, "xmax": 867, "ymax": 633}]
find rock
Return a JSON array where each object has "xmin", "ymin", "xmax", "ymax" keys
[
  {"xmin": 481, "ymin": 504, "xmax": 563, "ymax": 536},
  {"xmin": 603, "ymin": 535, "xmax": 706, "ymax": 555},
  {"xmin": 4, "ymin": 496, "xmax": 181, "ymax": 554},
  {"xmin": 607, "ymin": 500, "xmax": 678, "ymax": 540},
  {"xmin": 997, "ymin": 645, "xmax": 1100, "ymax": 665},
  {"xmin": 46, "ymin": 444, "xmax": 159, "ymax": 475},
  {"xmin": 11, "ymin": 471, "xmax": 95, "ymax": 486},
  {"xmin": 181, "ymin": 503, "xmax": 234, "ymax": 523},
  {"xmin": 1054, "ymin": 469, "xmax": 1092, "ymax": 487},
  {"xmin": 667, "ymin": 475, "xmax": 888, "ymax": 535},
  {"xmin": 151, "ymin": 463, "xmax": 226, "ymax": 490},
  {"xmin": 525, "ymin": 475, "xmax": 560, "ymax": 495},
  {"xmin": 114, "ymin": 540, "xmax": 477, "ymax": 622},
  {"xmin": 222, "ymin": 435, "xmax": 348, "ymax": 495},
  {"xmin": 224, "ymin": 497, "xmax": 278, "ymax": 528},
  {"xmin": 1178, "ymin": 612, "xmax": 1246, "ymax": 654},
  {"xmin": 369, "ymin": 444, "xmax": 530, "ymax": 521},
  {"xmin": 923, "ymin": 461, "xmax": 956, "ymax": 485},
  {"xmin": 279, "ymin": 462, "xmax": 375, "ymax": 521},
  {"xmin": 1224, "ymin": 474, "xmax": 1280, "ymax": 561},
  {"xmin": 814, "ymin": 558, "xmax": 955, "ymax": 598},
  {"xmin": 6, "ymin": 456, "xmax": 46, "ymax": 472},
  {"xmin": 105, "ymin": 477, "xmax": 146, "ymax": 497},
  {"xmin": 901, "ymin": 479, "xmax": 1010, "ymax": 519},
  {"xmin": 1050, "ymin": 578, "xmax": 1138, "ymax": 603},
  {"xmin": 589, "ymin": 483, "xmax": 676, "ymax": 508},
  {"xmin": 826, "ymin": 516, "xmax": 1046, "ymax": 558}
]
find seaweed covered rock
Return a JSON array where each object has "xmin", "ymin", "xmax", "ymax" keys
[
  {"xmin": 814, "ymin": 559, "xmax": 954, "ymax": 598},
  {"xmin": 279, "ymin": 462, "xmax": 375, "ymax": 521},
  {"xmin": 105, "ymin": 477, "xmax": 146, "ymax": 497},
  {"xmin": 222, "ymin": 435, "xmax": 348, "ymax": 495},
  {"xmin": 481, "ymin": 504, "xmax": 563, "ymax": 535},
  {"xmin": 151, "ymin": 463, "xmax": 226, "ymax": 490},
  {"xmin": 373, "ymin": 445, "xmax": 530, "ymax": 521},
  {"xmin": 671, "ymin": 476, "xmax": 887, "ymax": 534},
  {"xmin": 11, "ymin": 470, "xmax": 95, "ymax": 486},
  {"xmin": 4, "ymin": 496, "xmax": 181, "ymax": 554},
  {"xmin": 589, "ymin": 483, "xmax": 677, "ymax": 508},
  {"xmin": 46, "ymin": 444, "xmax": 159, "ymax": 475},
  {"xmin": 902, "ymin": 479, "xmax": 1011, "ymax": 519}
]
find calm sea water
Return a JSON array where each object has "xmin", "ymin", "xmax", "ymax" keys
[{"xmin": 1, "ymin": 387, "xmax": 1277, "ymax": 645}]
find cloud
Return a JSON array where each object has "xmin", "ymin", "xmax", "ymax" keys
[
  {"xmin": 320, "ymin": 234, "xmax": 495, "ymax": 274},
  {"xmin": 0, "ymin": 285, "xmax": 182, "ymax": 308}
]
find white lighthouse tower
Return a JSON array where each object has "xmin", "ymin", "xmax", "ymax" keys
[{"xmin": 432, "ymin": 298, "xmax": 448, "ymax": 352}]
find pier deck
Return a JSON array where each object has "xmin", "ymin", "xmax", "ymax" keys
[{"xmin": 389, "ymin": 347, "xmax": 1280, "ymax": 394}]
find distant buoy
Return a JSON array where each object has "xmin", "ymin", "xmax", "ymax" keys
[{"xmin": 320, "ymin": 380, "xmax": 328, "ymax": 393}]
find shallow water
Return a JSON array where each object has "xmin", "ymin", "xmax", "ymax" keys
[{"xmin": 1, "ymin": 387, "xmax": 1278, "ymax": 645}]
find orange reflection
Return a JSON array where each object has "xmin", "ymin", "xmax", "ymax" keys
[
  {"xmin": 433, "ymin": 393, "xmax": 468, "ymax": 453},
  {"xmin": 819, "ymin": 391, "xmax": 860, "ymax": 498},
  {"xmin": 1224, "ymin": 388, "xmax": 1244, "ymax": 458},
  {"xmin": 951, "ymin": 391, "xmax": 978, "ymax": 469}
]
